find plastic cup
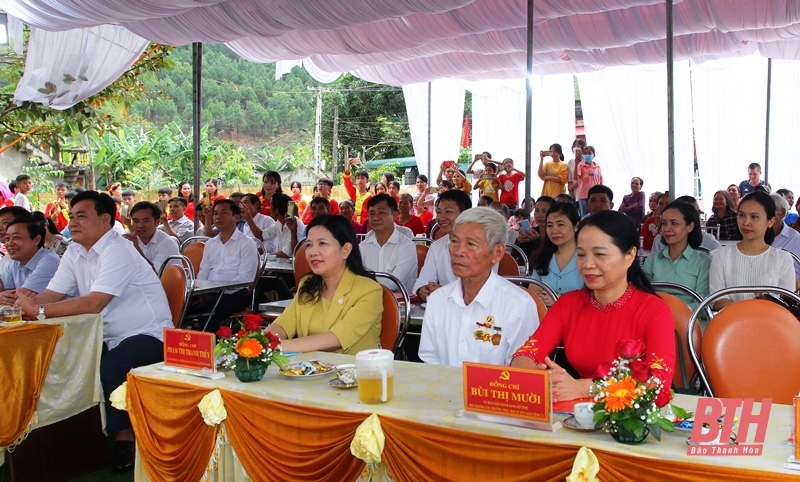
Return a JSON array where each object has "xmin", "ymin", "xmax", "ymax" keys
[
  {"xmin": 573, "ymin": 402, "xmax": 595, "ymax": 429},
  {"xmin": 356, "ymin": 349, "xmax": 394, "ymax": 404},
  {"xmin": 4, "ymin": 306, "xmax": 22, "ymax": 324}
]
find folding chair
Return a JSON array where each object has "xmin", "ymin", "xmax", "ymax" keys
[
  {"xmin": 158, "ymin": 254, "xmax": 194, "ymax": 327},
  {"xmin": 292, "ymin": 238, "xmax": 310, "ymax": 287},
  {"xmin": 373, "ymin": 272, "xmax": 411, "ymax": 358},
  {"xmin": 506, "ymin": 243, "xmax": 530, "ymax": 276}
]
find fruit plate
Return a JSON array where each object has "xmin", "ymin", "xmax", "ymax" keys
[{"xmin": 279, "ymin": 360, "xmax": 337, "ymax": 379}]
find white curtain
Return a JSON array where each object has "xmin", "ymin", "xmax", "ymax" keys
[
  {"xmin": 466, "ymin": 75, "xmax": 574, "ymax": 202},
  {"xmin": 14, "ymin": 25, "xmax": 149, "ymax": 110},
  {"xmin": 764, "ymin": 59, "xmax": 800, "ymax": 194},
  {"xmin": 577, "ymin": 62, "xmax": 694, "ymax": 207},
  {"xmin": 692, "ymin": 54, "xmax": 768, "ymax": 202},
  {"xmin": 403, "ymin": 79, "xmax": 465, "ymax": 181}
]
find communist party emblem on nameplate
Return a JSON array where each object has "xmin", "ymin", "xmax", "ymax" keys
[{"xmin": 474, "ymin": 315, "xmax": 502, "ymax": 345}]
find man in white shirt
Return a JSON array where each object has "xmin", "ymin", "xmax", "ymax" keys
[
  {"xmin": 360, "ymin": 194, "xmax": 417, "ymax": 292},
  {"xmin": 13, "ymin": 175, "xmax": 32, "ymax": 211},
  {"xmin": 15, "ymin": 190, "xmax": 172, "ymax": 473},
  {"xmin": 191, "ymin": 199, "xmax": 259, "ymax": 332},
  {"xmin": 412, "ymin": 189, "xmax": 472, "ymax": 301},
  {"xmin": 0, "ymin": 219, "xmax": 60, "ymax": 304},
  {"xmin": 770, "ymin": 193, "xmax": 800, "ymax": 281},
  {"xmin": 263, "ymin": 193, "xmax": 304, "ymax": 257},
  {"xmin": 419, "ymin": 207, "xmax": 539, "ymax": 367},
  {"xmin": 239, "ymin": 193, "xmax": 278, "ymax": 252},
  {"xmin": 158, "ymin": 197, "xmax": 194, "ymax": 245},
  {"xmin": 124, "ymin": 201, "xmax": 180, "ymax": 272}
]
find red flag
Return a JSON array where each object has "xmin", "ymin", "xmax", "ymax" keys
[{"xmin": 461, "ymin": 114, "xmax": 470, "ymax": 148}]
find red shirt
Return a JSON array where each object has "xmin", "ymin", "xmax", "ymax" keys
[
  {"xmin": 418, "ymin": 209, "xmax": 433, "ymax": 226},
  {"xmin": 639, "ymin": 215, "xmax": 659, "ymax": 250},
  {"xmin": 395, "ymin": 214, "xmax": 425, "ymax": 236},
  {"xmin": 498, "ymin": 172, "xmax": 524, "ymax": 206},
  {"xmin": 516, "ymin": 286, "xmax": 675, "ymax": 385}
]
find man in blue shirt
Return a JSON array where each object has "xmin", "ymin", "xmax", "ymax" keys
[
  {"xmin": 0, "ymin": 218, "xmax": 59, "ymax": 305},
  {"xmin": 738, "ymin": 162, "xmax": 771, "ymax": 196}
]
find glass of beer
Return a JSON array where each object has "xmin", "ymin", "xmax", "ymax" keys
[
  {"xmin": 356, "ymin": 349, "xmax": 394, "ymax": 404},
  {"xmin": 4, "ymin": 306, "xmax": 23, "ymax": 324}
]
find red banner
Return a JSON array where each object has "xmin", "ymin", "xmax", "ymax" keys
[
  {"xmin": 163, "ymin": 328, "xmax": 216, "ymax": 371},
  {"xmin": 462, "ymin": 362, "xmax": 551, "ymax": 423}
]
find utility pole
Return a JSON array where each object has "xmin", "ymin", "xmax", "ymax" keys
[
  {"xmin": 313, "ymin": 86, "xmax": 323, "ymax": 174},
  {"xmin": 332, "ymin": 105, "xmax": 339, "ymax": 176}
]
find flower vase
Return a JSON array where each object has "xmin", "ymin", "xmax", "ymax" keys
[
  {"xmin": 611, "ymin": 425, "xmax": 649, "ymax": 445},
  {"xmin": 234, "ymin": 363, "xmax": 267, "ymax": 382}
]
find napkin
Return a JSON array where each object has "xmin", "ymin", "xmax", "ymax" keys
[
  {"xmin": 566, "ymin": 446, "xmax": 600, "ymax": 482},
  {"xmin": 109, "ymin": 382, "xmax": 128, "ymax": 411},
  {"xmin": 350, "ymin": 414, "xmax": 385, "ymax": 464},
  {"xmin": 198, "ymin": 389, "xmax": 227, "ymax": 426}
]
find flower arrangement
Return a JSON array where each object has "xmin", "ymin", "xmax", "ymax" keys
[
  {"xmin": 215, "ymin": 314, "xmax": 290, "ymax": 375},
  {"xmin": 590, "ymin": 339, "xmax": 690, "ymax": 443}
]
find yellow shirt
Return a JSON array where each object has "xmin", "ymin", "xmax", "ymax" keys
[
  {"xmin": 541, "ymin": 160, "xmax": 569, "ymax": 197},
  {"xmin": 274, "ymin": 268, "xmax": 383, "ymax": 354}
]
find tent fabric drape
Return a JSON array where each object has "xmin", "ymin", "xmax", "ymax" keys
[
  {"xmin": 13, "ymin": 24, "xmax": 149, "ymax": 109},
  {"xmin": 4, "ymin": 0, "xmax": 800, "ymax": 86},
  {"xmin": 764, "ymin": 59, "xmax": 800, "ymax": 190},
  {"xmin": 691, "ymin": 54, "xmax": 769, "ymax": 200},
  {"xmin": 403, "ymin": 79, "xmax": 465, "ymax": 181},
  {"xmin": 578, "ymin": 62, "xmax": 695, "ymax": 202}
]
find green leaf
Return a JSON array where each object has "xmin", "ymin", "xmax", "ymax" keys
[
  {"xmin": 649, "ymin": 422, "xmax": 662, "ymax": 441},
  {"xmin": 671, "ymin": 404, "xmax": 692, "ymax": 420},
  {"xmin": 658, "ymin": 417, "xmax": 675, "ymax": 432}
]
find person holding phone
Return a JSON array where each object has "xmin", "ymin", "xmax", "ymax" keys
[
  {"xmin": 498, "ymin": 158, "xmax": 525, "ymax": 209},
  {"xmin": 343, "ymin": 158, "xmax": 372, "ymax": 224},
  {"xmin": 263, "ymin": 193, "xmax": 304, "ymax": 257},
  {"xmin": 45, "ymin": 182, "xmax": 71, "ymax": 232},
  {"xmin": 473, "ymin": 162, "xmax": 501, "ymax": 201},
  {"xmin": 538, "ymin": 144, "xmax": 568, "ymax": 198}
]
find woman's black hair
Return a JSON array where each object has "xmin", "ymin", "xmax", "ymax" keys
[
  {"xmin": 532, "ymin": 202, "xmax": 580, "ymax": 276},
  {"xmin": 178, "ymin": 181, "xmax": 196, "ymax": 202},
  {"xmin": 32, "ymin": 210, "xmax": 59, "ymax": 235},
  {"xmin": 577, "ymin": 210, "xmax": 656, "ymax": 295},
  {"xmin": 661, "ymin": 201, "xmax": 702, "ymax": 250},
  {"xmin": 290, "ymin": 181, "xmax": 302, "ymax": 190},
  {"xmin": 297, "ymin": 214, "xmax": 375, "ymax": 304},
  {"xmin": 261, "ymin": 171, "xmax": 283, "ymax": 196},
  {"xmin": 549, "ymin": 143, "xmax": 563, "ymax": 160},
  {"xmin": 739, "ymin": 191, "xmax": 777, "ymax": 245}
]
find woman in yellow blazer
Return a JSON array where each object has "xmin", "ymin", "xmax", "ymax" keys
[{"xmin": 269, "ymin": 214, "xmax": 383, "ymax": 354}]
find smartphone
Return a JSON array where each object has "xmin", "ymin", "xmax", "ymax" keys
[
  {"xmin": 540, "ymin": 150, "xmax": 553, "ymax": 157},
  {"xmin": 157, "ymin": 199, "xmax": 166, "ymax": 213},
  {"xmin": 286, "ymin": 200, "xmax": 297, "ymax": 218},
  {"xmin": 481, "ymin": 174, "xmax": 493, "ymax": 181},
  {"xmin": 444, "ymin": 160, "xmax": 456, "ymax": 168},
  {"xmin": 518, "ymin": 219, "xmax": 533, "ymax": 235},
  {"xmin": 203, "ymin": 196, "xmax": 211, "ymax": 208},
  {"xmin": 429, "ymin": 186, "xmax": 439, "ymax": 194},
  {"xmin": 120, "ymin": 205, "xmax": 129, "ymax": 217}
]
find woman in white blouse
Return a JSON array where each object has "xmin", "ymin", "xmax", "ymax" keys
[{"xmin": 709, "ymin": 191, "xmax": 795, "ymax": 309}]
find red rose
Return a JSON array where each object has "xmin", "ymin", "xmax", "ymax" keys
[
  {"xmin": 265, "ymin": 331, "xmax": 279, "ymax": 343},
  {"xmin": 645, "ymin": 353, "xmax": 671, "ymax": 384},
  {"xmin": 216, "ymin": 326, "xmax": 232, "ymax": 339},
  {"xmin": 268, "ymin": 340, "xmax": 279, "ymax": 350},
  {"xmin": 237, "ymin": 329, "xmax": 246, "ymax": 338},
  {"xmin": 242, "ymin": 314, "xmax": 262, "ymax": 331},
  {"xmin": 654, "ymin": 387, "xmax": 672, "ymax": 408},
  {"xmin": 629, "ymin": 359, "xmax": 650, "ymax": 383},
  {"xmin": 616, "ymin": 339, "xmax": 646, "ymax": 360},
  {"xmin": 592, "ymin": 362, "xmax": 612, "ymax": 381}
]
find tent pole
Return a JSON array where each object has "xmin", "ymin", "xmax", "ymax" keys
[
  {"xmin": 192, "ymin": 42, "xmax": 202, "ymax": 233},
  {"xmin": 666, "ymin": 0, "xmax": 675, "ymax": 201},
  {"xmin": 427, "ymin": 82, "xmax": 432, "ymax": 182},
  {"xmin": 524, "ymin": 0, "xmax": 533, "ymax": 205},
  {"xmin": 764, "ymin": 57, "xmax": 772, "ymax": 184}
]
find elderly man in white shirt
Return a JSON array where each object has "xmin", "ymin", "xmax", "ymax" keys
[
  {"xmin": 191, "ymin": 199, "xmax": 259, "ymax": 333},
  {"xmin": 263, "ymin": 193, "xmax": 304, "ymax": 257},
  {"xmin": 158, "ymin": 197, "xmax": 194, "ymax": 245},
  {"xmin": 412, "ymin": 190, "xmax": 473, "ymax": 301},
  {"xmin": 770, "ymin": 193, "xmax": 800, "ymax": 281},
  {"xmin": 419, "ymin": 207, "xmax": 539, "ymax": 367},
  {"xmin": 239, "ymin": 193, "xmax": 278, "ymax": 252},
  {"xmin": 15, "ymin": 191, "xmax": 173, "ymax": 473},
  {"xmin": 125, "ymin": 201, "xmax": 179, "ymax": 272},
  {"xmin": 360, "ymin": 194, "xmax": 417, "ymax": 292}
]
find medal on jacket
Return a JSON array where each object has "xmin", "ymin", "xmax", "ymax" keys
[{"xmin": 474, "ymin": 315, "xmax": 500, "ymax": 343}]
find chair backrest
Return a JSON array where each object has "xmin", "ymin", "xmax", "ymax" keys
[
  {"xmin": 415, "ymin": 244, "xmax": 429, "ymax": 276},
  {"xmin": 180, "ymin": 235, "xmax": 210, "ymax": 252},
  {"xmin": 182, "ymin": 242, "xmax": 205, "ymax": 277},
  {"xmin": 703, "ymin": 299, "xmax": 800, "ymax": 404},
  {"xmin": 431, "ymin": 223, "xmax": 445, "ymax": 240},
  {"xmin": 249, "ymin": 239, "xmax": 268, "ymax": 311},
  {"xmin": 780, "ymin": 248, "xmax": 800, "ymax": 291},
  {"xmin": 657, "ymin": 292, "xmax": 701, "ymax": 390},
  {"xmin": 292, "ymin": 239, "xmax": 311, "ymax": 287},
  {"xmin": 502, "ymin": 276, "xmax": 559, "ymax": 321},
  {"xmin": 373, "ymin": 272, "xmax": 411, "ymax": 356},
  {"xmin": 497, "ymin": 252, "xmax": 520, "ymax": 277},
  {"xmin": 505, "ymin": 243, "xmax": 530, "ymax": 276},
  {"xmin": 158, "ymin": 255, "xmax": 193, "ymax": 328},
  {"xmin": 688, "ymin": 286, "xmax": 800, "ymax": 403}
]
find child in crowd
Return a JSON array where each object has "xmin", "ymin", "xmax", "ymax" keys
[{"xmin": 14, "ymin": 174, "xmax": 33, "ymax": 211}]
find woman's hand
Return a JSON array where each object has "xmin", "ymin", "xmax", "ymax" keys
[{"xmin": 541, "ymin": 356, "xmax": 591, "ymax": 402}]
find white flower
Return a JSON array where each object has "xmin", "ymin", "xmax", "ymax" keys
[
  {"xmin": 198, "ymin": 389, "xmax": 227, "ymax": 426},
  {"xmin": 109, "ymin": 382, "xmax": 128, "ymax": 411}
]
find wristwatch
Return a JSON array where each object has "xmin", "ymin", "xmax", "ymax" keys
[{"xmin": 37, "ymin": 305, "xmax": 46, "ymax": 321}]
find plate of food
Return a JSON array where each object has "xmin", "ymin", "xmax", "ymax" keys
[
  {"xmin": 280, "ymin": 360, "xmax": 337, "ymax": 379},
  {"xmin": 330, "ymin": 364, "xmax": 358, "ymax": 389}
]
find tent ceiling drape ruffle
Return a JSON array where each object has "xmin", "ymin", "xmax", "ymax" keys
[{"xmin": 3, "ymin": 0, "xmax": 800, "ymax": 85}]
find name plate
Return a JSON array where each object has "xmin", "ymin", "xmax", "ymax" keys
[
  {"xmin": 462, "ymin": 362, "xmax": 551, "ymax": 424},
  {"xmin": 163, "ymin": 328, "xmax": 216, "ymax": 371}
]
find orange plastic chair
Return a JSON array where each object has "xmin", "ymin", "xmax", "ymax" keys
[
  {"xmin": 182, "ymin": 242, "xmax": 205, "ymax": 277},
  {"xmin": 292, "ymin": 242, "xmax": 311, "ymax": 287},
  {"xmin": 415, "ymin": 244, "xmax": 429, "ymax": 276},
  {"xmin": 431, "ymin": 223, "xmax": 445, "ymax": 240},
  {"xmin": 657, "ymin": 292, "xmax": 701, "ymax": 390},
  {"xmin": 497, "ymin": 252, "xmax": 520, "ymax": 277},
  {"xmin": 160, "ymin": 264, "xmax": 188, "ymax": 327},
  {"xmin": 373, "ymin": 272, "xmax": 410, "ymax": 356},
  {"xmin": 502, "ymin": 276, "xmax": 558, "ymax": 321}
]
